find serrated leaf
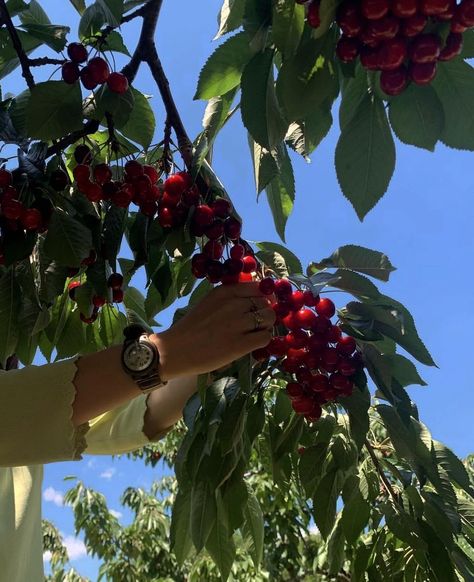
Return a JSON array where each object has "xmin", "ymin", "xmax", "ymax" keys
[
  {"xmin": 341, "ymin": 495, "xmax": 370, "ymax": 545},
  {"xmin": 339, "ymin": 383, "xmax": 371, "ymax": 449},
  {"xmin": 242, "ymin": 489, "xmax": 264, "ymax": 567},
  {"xmin": 328, "ymin": 517, "xmax": 346, "ymax": 574},
  {"xmin": 249, "ymin": 138, "xmax": 279, "ymax": 193},
  {"xmin": 44, "ymin": 211, "xmax": 93, "ymax": 268},
  {"xmin": 92, "ymin": 84, "xmax": 135, "ymax": 129},
  {"xmin": 170, "ymin": 488, "xmax": 193, "ymax": 566},
  {"xmin": 329, "ymin": 269, "xmax": 381, "ymax": 299},
  {"xmin": 263, "ymin": 144, "xmax": 294, "ymax": 242},
  {"xmin": 272, "ymin": 0, "xmax": 305, "ymax": 59},
  {"xmin": 299, "ymin": 442, "xmax": 329, "ymax": 498},
  {"xmin": 389, "ymin": 84, "xmax": 444, "ymax": 151},
  {"xmin": 316, "ymin": 244, "xmax": 396, "ymax": 281},
  {"xmin": 336, "ymin": 93, "xmax": 395, "ymax": 220},
  {"xmin": 99, "ymin": 304, "xmax": 125, "ymax": 347},
  {"xmin": 55, "ymin": 309, "xmax": 86, "ymax": 359},
  {"xmin": 0, "ymin": 270, "xmax": 21, "ymax": 366},
  {"xmin": 385, "ymin": 354, "xmax": 427, "ymax": 387},
  {"xmin": 0, "ymin": 29, "xmax": 42, "ymax": 80},
  {"xmin": 96, "ymin": 30, "xmax": 130, "ymax": 55},
  {"xmin": 433, "ymin": 59, "xmax": 474, "ymax": 150},
  {"xmin": 26, "ymin": 81, "xmax": 83, "ymax": 141},
  {"xmin": 20, "ymin": 23, "xmax": 69, "ymax": 52},
  {"xmin": 120, "ymin": 88, "xmax": 155, "ymax": 148},
  {"xmin": 191, "ymin": 481, "xmax": 217, "ymax": 552},
  {"xmin": 206, "ymin": 510, "xmax": 236, "ymax": 581},
  {"xmin": 215, "ymin": 0, "xmax": 246, "ymax": 38},
  {"xmin": 195, "ymin": 32, "xmax": 253, "ymax": 100},
  {"xmin": 69, "ymin": 0, "xmax": 86, "ymax": 14},
  {"xmin": 18, "ymin": 0, "xmax": 49, "ymax": 24},
  {"xmin": 103, "ymin": 204, "xmax": 126, "ymax": 266},
  {"xmin": 339, "ymin": 64, "xmax": 369, "ymax": 130},
  {"xmin": 432, "ymin": 441, "xmax": 474, "ymax": 495},
  {"xmin": 241, "ymin": 48, "xmax": 287, "ymax": 149},
  {"xmin": 313, "ymin": 469, "xmax": 344, "ymax": 539},
  {"xmin": 256, "ymin": 241, "xmax": 302, "ymax": 275}
]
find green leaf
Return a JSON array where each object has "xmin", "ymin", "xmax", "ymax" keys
[
  {"xmin": 313, "ymin": 470, "xmax": 345, "ymax": 539},
  {"xmin": 241, "ymin": 49, "xmax": 287, "ymax": 149},
  {"xmin": 303, "ymin": 103, "xmax": 333, "ymax": 155},
  {"xmin": 95, "ymin": 30, "xmax": 130, "ymax": 55},
  {"xmin": 170, "ymin": 488, "xmax": 193, "ymax": 566},
  {"xmin": 385, "ymin": 354, "xmax": 427, "ymax": 387},
  {"xmin": 256, "ymin": 241, "xmax": 302, "ymax": 275},
  {"xmin": 6, "ymin": 0, "xmax": 29, "ymax": 17},
  {"xmin": 99, "ymin": 304, "xmax": 125, "ymax": 347},
  {"xmin": 335, "ymin": 93, "xmax": 396, "ymax": 220},
  {"xmin": 9, "ymin": 89, "xmax": 30, "ymax": 138},
  {"xmin": 339, "ymin": 64, "xmax": 369, "ymax": 130},
  {"xmin": 272, "ymin": 0, "xmax": 305, "ymax": 59},
  {"xmin": 341, "ymin": 494, "xmax": 370, "ymax": 545},
  {"xmin": 339, "ymin": 383, "xmax": 371, "ymax": 449},
  {"xmin": 74, "ymin": 283, "xmax": 94, "ymax": 317},
  {"xmin": 120, "ymin": 88, "xmax": 155, "ymax": 148},
  {"xmin": 195, "ymin": 32, "xmax": 253, "ymax": 100},
  {"xmin": 69, "ymin": 0, "xmax": 86, "ymax": 15},
  {"xmin": 26, "ymin": 81, "xmax": 83, "ymax": 141},
  {"xmin": 276, "ymin": 33, "xmax": 339, "ymax": 122},
  {"xmin": 98, "ymin": 0, "xmax": 123, "ymax": 25},
  {"xmin": 242, "ymin": 489, "xmax": 264, "ymax": 567},
  {"xmin": 206, "ymin": 510, "xmax": 236, "ymax": 581},
  {"xmin": 55, "ymin": 309, "xmax": 86, "ymax": 359},
  {"xmin": 103, "ymin": 204, "xmax": 126, "ymax": 265},
  {"xmin": 44, "ymin": 211, "xmax": 93, "ymax": 268},
  {"xmin": 243, "ymin": 0, "xmax": 272, "ymax": 38},
  {"xmin": 0, "ymin": 29, "xmax": 42, "ymax": 80},
  {"xmin": 264, "ymin": 144, "xmax": 295, "ymax": 242},
  {"xmin": 0, "ymin": 270, "xmax": 21, "ymax": 366},
  {"xmin": 249, "ymin": 139, "xmax": 279, "ymax": 193},
  {"xmin": 298, "ymin": 442, "xmax": 329, "ymax": 498},
  {"xmin": 432, "ymin": 441, "xmax": 474, "ymax": 495},
  {"xmin": 461, "ymin": 29, "xmax": 474, "ymax": 58},
  {"xmin": 327, "ymin": 518, "xmax": 346, "ymax": 574},
  {"xmin": 314, "ymin": 0, "xmax": 339, "ymax": 39},
  {"xmin": 191, "ymin": 481, "xmax": 217, "ymax": 552},
  {"xmin": 433, "ymin": 59, "xmax": 474, "ymax": 150},
  {"xmin": 79, "ymin": 0, "xmax": 122, "ymax": 37},
  {"xmin": 389, "ymin": 84, "xmax": 444, "ymax": 151},
  {"xmin": 123, "ymin": 286, "xmax": 156, "ymax": 328},
  {"xmin": 19, "ymin": 23, "xmax": 69, "ymax": 52},
  {"xmin": 92, "ymin": 84, "xmax": 135, "ymax": 129},
  {"xmin": 316, "ymin": 244, "xmax": 396, "ymax": 281},
  {"xmin": 215, "ymin": 0, "xmax": 246, "ymax": 38}
]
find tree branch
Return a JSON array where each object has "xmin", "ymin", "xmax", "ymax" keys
[
  {"xmin": 0, "ymin": 0, "xmax": 35, "ymax": 89},
  {"xmin": 28, "ymin": 57, "xmax": 66, "ymax": 67},
  {"xmin": 365, "ymin": 439, "xmax": 400, "ymax": 504},
  {"xmin": 46, "ymin": 119, "xmax": 100, "ymax": 158}
]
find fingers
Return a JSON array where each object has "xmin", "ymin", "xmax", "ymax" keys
[
  {"xmin": 237, "ymin": 296, "xmax": 271, "ymax": 313},
  {"xmin": 216, "ymin": 282, "xmax": 264, "ymax": 298},
  {"xmin": 242, "ymin": 307, "xmax": 276, "ymax": 333}
]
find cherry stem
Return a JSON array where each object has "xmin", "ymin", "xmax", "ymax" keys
[{"xmin": 365, "ymin": 438, "xmax": 400, "ymax": 505}]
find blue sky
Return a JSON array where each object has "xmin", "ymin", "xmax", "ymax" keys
[{"xmin": 2, "ymin": 0, "xmax": 473, "ymax": 578}]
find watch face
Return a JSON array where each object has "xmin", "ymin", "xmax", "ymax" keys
[{"xmin": 123, "ymin": 342, "xmax": 156, "ymax": 373}]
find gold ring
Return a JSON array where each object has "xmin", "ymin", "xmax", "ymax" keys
[
  {"xmin": 253, "ymin": 311, "xmax": 264, "ymax": 331},
  {"xmin": 249, "ymin": 297, "xmax": 259, "ymax": 312}
]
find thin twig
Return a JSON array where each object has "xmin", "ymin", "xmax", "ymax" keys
[
  {"xmin": 365, "ymin": 438, "xmax": 400, "ymax": 504},
  {"xmin": 0, "ymin": 0, "xmax": 35, "ymax": 89},
  {"xmin": 46, "ymin": 119, "xmax": 100, "ymax": 157},
  {"xmin": 28, "ymin": 57, "xmax": 66, "ymax": 66}
]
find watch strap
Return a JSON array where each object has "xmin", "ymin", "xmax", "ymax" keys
[{"xmin": 122, "ymin": 326, "xmax": 167, "ymax": 394}]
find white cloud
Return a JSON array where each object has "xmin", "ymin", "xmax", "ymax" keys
[
  {"xmin": 63, "ymin": 536, "xmax": 87, "ymax": 561},
  {"xmin": 110, "ymin": 509, "xmax": 122, "ymax": 519},
  {"xmin": 43, "ymin": 486, "xmax": 64, "ymax": 507},
  {"xmin": 43, "ymin": 551, "xmax": 52, "ymax": 563},
  {"xmin": 100, "ymin": 467, "xmax": 116, "ymax": 480}
]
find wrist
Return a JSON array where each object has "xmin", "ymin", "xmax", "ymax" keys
[{"xmin": 149, "ymin": 331, "xmax": 178, "ymax": 382}]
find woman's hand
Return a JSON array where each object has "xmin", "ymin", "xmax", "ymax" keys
[{"xmin": 152, "ymin": 282, "xmax": 275, "ymax": 381}]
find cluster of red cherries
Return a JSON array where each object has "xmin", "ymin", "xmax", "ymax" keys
[
  {"xmin": 253, "ymin": 277, "xmax": 363, "ymax": 423},
  {"xmin": 0, "ymin": 168, "xmax": 45, "ymax": 237},
  {"xmin": 62, "ymin": 42, "xmax": 129, "ymax": 94},
  {"xmin": 68, "ymin": 272, "xmax": 124, "ymax": 324},
  {"xmin": 300, "ymin": 0, "xmax": 473, "ymax": 95}
]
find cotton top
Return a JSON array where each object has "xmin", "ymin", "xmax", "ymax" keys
[{"xmin": 0, "ymin": 358, "xmax": 171, "ymax": 582}]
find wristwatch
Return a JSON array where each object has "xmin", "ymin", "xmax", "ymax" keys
[{"xmin": 121, "ymin": 324, "xmax": 167, "ymax": 394}]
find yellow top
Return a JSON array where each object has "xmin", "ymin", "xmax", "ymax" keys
[{"xmin": 0, "ymin": 358, "xmax": 171, "ymax": 582}]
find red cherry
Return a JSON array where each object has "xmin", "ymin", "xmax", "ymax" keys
[
  {"xmin": 409, "ymin": 61, "xmax": 437, "ymax": 84},
  {"xmin": 207, "ymin": 260, "xmax": 224, "ymax": 283},
  {"xmin": 74, "ymin": 145, "xmax": 92, "ymax": 165},
  {"xmin": 224, "ymin": 216, "xmax": 242, "ymax": 240},
  {"xmin": 327, "ymin": 325, "xmax": 342, "ymax": 343},
  {"xmin": 298, "ymin": 446, "xmax": 306, "ymax": 455},
  {"xmin": 294, "ymin": 309, "xmax": 318, "ymax": 330},
  {"xmin": 309, "ymin": 374, "xmax": 330, "ymax": 393},
  {"xmin": 252, "ymin": 347, "xmax": 270, "ymax": 362},
  {"xmin": 140, "ymin": 200, "xmax": 157, "ymax": 217},
  {"xmin": 211, "ymin": 198, "xmax": 232, "ymax": 218},
  {"xmin": 366, "ymin": 14, "xmax": 400, "ymax": 41},
  {"xmin": 191, "ymin": 253, "xmax": 209, "ymax": 278},
  {"xmin": 62, "ymin": 61, "xmax": 80, "ymax": 84},
  {"xmin": 0, "ymin": 168, "xmax": 12, "ymax": 188},
  {"xmin": 92, "ymin": 295, "xmax": 106, "ymax": 308},
  {"xmin": 112, "ymin": 185, "xmax": 133, "ymax": 208},
  {"xmin": 307, "ymin": 1, "xmax": 321, "ymax": 27},
  {"xmin": 107, "ymin": 72, "xmax": 129, "ymax": 94},
  {"xmin": 286, "ymin": 382, "xmax": 306, "ymax": 400},
  {"xmin": 289, "ymin": 290, "xmax": 305, "ymax": 311},
  {"xmin": 458, "ymin": 0, "xmax": 474, "ymax": 26},
  {"xmin": 205, "ymin": 220, "xmax": 225, "ymax": 240},
  {"xmin": 164, "ymin": 172, "xmax": 191, "ymax": 197},
  {"xmin": 223, "ymin": 258, "xmax": 244, "ymax": 276},
  {"xmin": 81, "ymin": 181, "xmax": 103, "ymax": 202},
  {"xmin": 322, "ymin": 347, "xmax": 339, "ymax": 366},
  {"xmin": 409, "ymin": 34, "xmax": 441, "ymax": 63},
  {"xmin": 230, "ymin": 244, "xmax": 245, "ymax": 260},
  {"xmin": 452, "ymin": 16, "xmax": 468, "ymax": 32},
  {"xmin": 113, "ymin": 288, "xmax": 124, "ymax": 303},
  {"xmin": 267, "ymin": 336, "xmax": 288, "ymax": 357},
  {"xmin": 305, "ymin": 403, "xmax": 322, "ymax": 422},
  {"xmin": 316, "ymin": 297, "xmax": 335, "ymax": 318},
  {"xmin": 437, "ymin": 0, "xmax": 456, "ymax": 19},
  {"xmin": 81, "ymin": 249, "xmax": 97, "ymax": 266},
  {"xmin": 2, "ymin": 199, "xmax": 23, "ymax": 220},
  {"xmin": 242, "ymin": 255, "xmax": 257, "ymax": 273},
  {"xmin": 275, "ymin": 278, "xmax": 293, "ymax": 299},
  {"xmin": 392, "ymin": 0, "xmax": 418, "ymax": 17},
  {"xmin": 330, "ymin": 373, "xmax": 353, "ymax": 392},
  {"xmin": 203, "ymin": 240, "xmax": 224, "ymax": 260},
  {"xmin": 142, "ymin": 165, "xmax": 159, "ymax": 184},
  {"xmin": 337, "ymin": 336, "xmax": 357, "ymax": 354},
  {"xmin": 80, "ymin": 309, "xmax": 98, "ymax": 323},
  {"xmin": 420, "ymin": 0, "xmax": 451, "ymax": 15},
  {"xmin": 338, "ymin": 357, "xmax": 358, "ymax": 376},
  {"xmin": 307, "ymin": 333, "xmax": 327, "ymax": 352},
  {"xmin": 296, "ymin": 367, "xmax": 313, "ymax": 385},
  {"xmin": 380, "ymin": 66, "xmax": 408, "ymax": 95},
  {"xmin": 303, "ymin": 290, "xmax": 318, "ymax": 307},
  {"xmin": 312, "ymin": 315, "xmax": 332, "ymax": 334},
  {"xmin": 161, "ymin": 190, "xmax": 180, "ymax": 207},
  {"xmin": 359, "ymin": 28, "xmax": 381, "ymax": 48},
  {"xmin": 378, "ymin": 38, "xmax": 407, "ymax": 70},
  {"xmin": 337, "ymin": 2, "xmax": 363, "ymax": 37},
  {"xmin": 88, "ymin": 56, "xmax": 110, "ymax": 84},
  {"xmin": 80, "ymin": 66, "xmax": 98, "ymax": 90},
  {"xmin": 192, "ymin": 205, "xmax": 214, "ymax": 228},
  {"xmin": 439, "ymin": 33, "xmax": 463, "ymax": 60},
  {"xmin": 67, "ymin": 42, "xmax": 88, "ymax": 63},
  {"xmin": 125, "ymin": 160, "xmax": 144, "ymax": 179},
  {"xmin": 68, "ymin": 280, "xmax": 81, "ymax": 300},
  {"xmin": 259, "ymin": 277, "xmax": 275, "ymax": 295},
  {"xmin": 285, "ymin": 329, "xmax": 308, "ymax": 349},
  {"xmin": 73, "ymin": 164, "xmax": 90, "ymax": 182},
  {"xmin": 292, "ymin": 396, "xmax": 316, "ymax": 415},
  {"xmin": 361, "ymin": 0, "xmax": 390, "ymax": 20},
  {"xmin": 93, "ymin": 163, "xmax": 112, "ymax": 185},
  {"xmin": 49, "ymin": 169, "xmax": 69, "ymax": 191},
  {"xmin": 401, "ymin": 14, "xmax": 428, "ymax": 36},
  {"xmin": 107, "ymin": 272, "xmax": 123, "ymax": 290},
  {"xmin": 159, "ymin": 207, "xmax": 175, "ymax": 228},
  {"xmin": 20, "ymin": 208, "xmax": 42, "ymax": 230},
  {"xmin": 336, "ymin": 37, "xmax": 360, "ymax": 62},
  {"xmin": 360, "ymin": 46, "xmax": 381, "ymax": 70},
  {"xmin": 182, "ymin": 185, "xmax": 201, "ymax": 207}
]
